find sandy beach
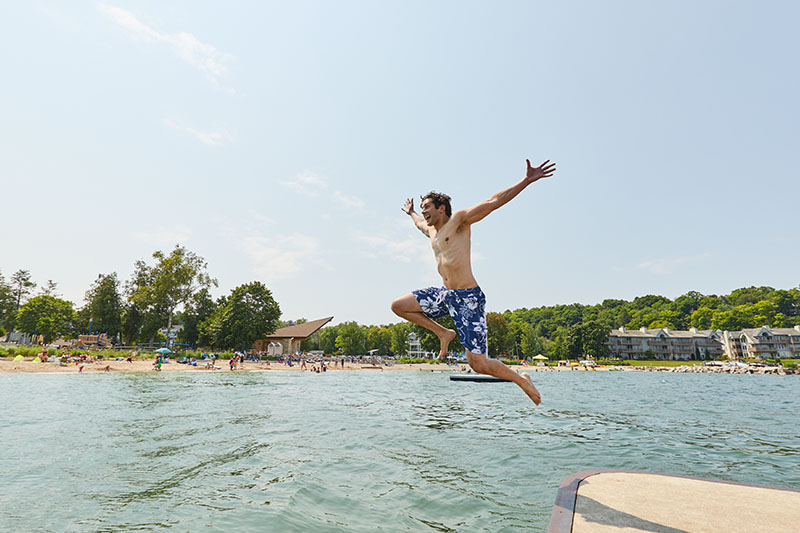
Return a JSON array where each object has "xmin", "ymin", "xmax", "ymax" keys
[
  {"xmin": 0, "ymin": 358, "xmax": 566, "ymax": 374},
  {"xmin": 2, "ymin": 358, "xmax": 793, "ymax": 374}
]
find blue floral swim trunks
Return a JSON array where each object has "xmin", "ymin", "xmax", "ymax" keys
[{"xmin": 412, "ymin": 286, "xmax": 488, "ymax": 355}]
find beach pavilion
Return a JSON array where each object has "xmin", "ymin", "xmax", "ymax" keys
[{"xmin": 253, "ymin": 316, "xmax": 334, "ymax": 355}]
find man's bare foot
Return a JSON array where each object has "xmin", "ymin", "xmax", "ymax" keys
[
  {"xmin": 520, "ymin": 372, "xmax": 541, "ymax": 405},
  {"xmin": 437, "ymin": 329, "xmax": 456, "ymax": 359}
]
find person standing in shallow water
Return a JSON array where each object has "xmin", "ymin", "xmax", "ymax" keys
[{"xmin": 390, "ymin": 158, "xmax": 556, "ymax": 405}]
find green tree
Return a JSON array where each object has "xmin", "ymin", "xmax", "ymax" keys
[
  {"xmin": 336, "ymin": 322, "xmax": 367, "ymax": 355},
  {"xmin": 213, "ymin": 282, "xmax": 281, "ymax": 350},
  {"xmin": 140, "ymin": 312, "xmax": 167, "ymax": 344},
  {"xmin": 711, "ymin": 308, "xmax": 750, "ymax": 330},
  {"xmin": 699, "ymin": 295, "xmax": 725, "ymax": 309},
  {"xmin": 788, "ymin": 287, "xmax": 800, "ymax": 324},
  {"xmin": 122, "ymin": 257, "xmax": 153, "ymax": 343},
  {"xmin": 487, "ymin": 312, "xmax": 511, "ymax": 357},
  {"xmin": 16, "ymin": 295, "xmax": 74, "ymax": 343},
  {"xmin": 389, "ymin": 322, "xmax": 412, "ymax": 356},
  {"xmin": 121, "ymin": 303, "xmax": 144, "ymax": 345},
  {"xmin": 690, "ymin": 307, "xmax": 714, "ymax": 329},
  {"xmin": 177, "ymin": 288, "xmax": 217, "ymax": 347},
  {"xmin": 0, "ymin": 271, "xmax": 16, "ymax": 334},
  {"xmin": 39, "ymin": 280, "xmax": 59, "ymax": 297},
  {"xmin": 628, "ymin": 310, "xmax": 658, "ymax": 329},
  {"xmin": 616, "ymin": 307, "xmax": 632, "ymax": 327},
  {"xmin": 11, "ymin": 269, "xmax": 36, "ymax": 311},
  {"xmin": 671, "ymin": 291, "xmax": 703, "ymax": 327},
  {"xmin": 750, "ymin": 300, "xmax": 778, "ymax": 327},
  {"xmin": 519, "ymin": 322, "xmax": 544, "ymax": 359},
  {"xmin": 198, "ymin": 304, "xmax": 224, "ymax": 348},
  {"xmin": 82, "ymin": 273, "xmax": 123, "ymax": 341},
  {"xmin": 565, "ymin": 323, "xmax": 583, "ymax": 359},
  {"xmin": 318, "ymin": 326, "xmax": 339, "ymax": 354},
  {"xmin": 632, "ymin": 294, "xmax": 670, "ymax": 309},
  {"xmin": 506, "ymin": 322, "xmax": 526, "ymax": 358},
  {"xmin": 547, "ymin": 334, "xmax": 566, "ymax": 360},
  {"xmin": 128, "ymin": 246, "xmax": 217, "ymax": 342},
  {"xmin": 581, "ymin": 320, "xmax": 610, "ymax": 358},
  {"xmin": 655, "ymin": 310, "xmax": 680, "ymax": 329},
  {"xmin": 728, "ymin": 286, "xmax": 775, "ymax": 306},
  {"xmin": 769, "ymin": 290, "xmax": 796, "ymax": 317},
  {"xmin": 366, "ymin": 326, "xmax": 392, "ymax": 355}
]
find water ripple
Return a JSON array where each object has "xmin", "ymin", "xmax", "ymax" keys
[{"xmin": 1, "ymin": 371, "xmax": 798, "ymax": 531}]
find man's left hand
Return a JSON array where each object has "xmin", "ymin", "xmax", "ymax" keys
[{"xmin": 526, "ymin": 159, "xmax": 556, "ymax": 182}]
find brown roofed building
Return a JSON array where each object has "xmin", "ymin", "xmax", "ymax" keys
[{"xmin": 253, "ymin": 316, "xmax": 334, "ymax": 355}]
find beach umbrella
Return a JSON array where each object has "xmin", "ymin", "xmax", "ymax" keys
[
  {"xmin": 532, "ymin": 354, "xmax": 548, "ymax": 360},
  {"xmin": 155, "ymin": 348, "xmax": 172, "ymax": 354}
]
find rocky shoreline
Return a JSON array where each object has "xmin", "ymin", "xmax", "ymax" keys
[{"xmin": 620, "ymin": 365, "xmax": 797, "ymax": 375}]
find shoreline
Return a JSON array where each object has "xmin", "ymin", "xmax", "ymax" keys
[
  {"xmin": 0, "ymin": 359, "xmax": 795, "ymax": 375},
  {"xmin": 0, "ymin": 359, "xmax": 486, "ymax": 374}
]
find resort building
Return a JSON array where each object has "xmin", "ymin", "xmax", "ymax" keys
[
  {"xmin": 607, "ymin": 326, "xmax": 724, "ymax": 361},
  {"xmin": 720, "ymin": 326, "xmax": 800, "ymax": 360}
]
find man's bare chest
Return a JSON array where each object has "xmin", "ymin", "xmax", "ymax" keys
[{"xmin": 431, "ymin": 226, "xmax": 468, "ymax": 256}]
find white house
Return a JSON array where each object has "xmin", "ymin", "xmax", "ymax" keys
[{"xmin": 407, "ymin": 331, "xmax": 434, "ymax": 358}]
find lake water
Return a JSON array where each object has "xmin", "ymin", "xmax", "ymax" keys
[{"xmin": 1, "ymin": 370, "xmax": 798, "ymax": 532}]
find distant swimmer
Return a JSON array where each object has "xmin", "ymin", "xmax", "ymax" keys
[{"xmin": 391, "ymin": 158, "xmax": 556, "ymax": 405}]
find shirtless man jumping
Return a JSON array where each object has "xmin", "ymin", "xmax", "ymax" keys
[{"xmin": 391, "ymin": 158, "xmax": 556, "ymax": 405}]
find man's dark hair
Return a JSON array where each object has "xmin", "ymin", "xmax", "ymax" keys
[{"xmin": 420, "ymin": 191, "xmax": 452, "ymax": 217}]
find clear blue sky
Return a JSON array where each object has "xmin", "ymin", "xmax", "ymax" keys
[{"xmin": 2, "ymin": 1, "xmax": 798, "ymax": 326}]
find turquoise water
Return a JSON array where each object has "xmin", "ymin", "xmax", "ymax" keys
[{"xmin": 1, "ymin": 370, "xmax": 798, "ymax": 532}]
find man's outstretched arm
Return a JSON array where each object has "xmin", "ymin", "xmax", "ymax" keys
[
  {"xmin": 402, "ymin": 198, "xmax": 430, "ymax": 237},
  {"xmin": 461, "ymin": 159, "xmax": 556, "ymax": 225}
]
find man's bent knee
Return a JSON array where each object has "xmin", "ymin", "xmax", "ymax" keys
[
  {"xmin": 391, "ymin": 294, "xmax": 421, "ymax": 315},
  {"xmin": 390, "ymin": 297, "xmax": 403, "ymax": 315}
]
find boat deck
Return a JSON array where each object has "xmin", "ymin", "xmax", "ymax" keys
[
  {"xmin": 449, "ymin": 374, "xmax": 510, "ymax": 382},
  {"xmin": 548, "ymin": 469, "xmax": 800, "ymax": 532}
]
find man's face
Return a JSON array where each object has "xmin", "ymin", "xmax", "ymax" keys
[{"xmin": 420, "ymin": 199, "xmax": 444, "ymax": 226}]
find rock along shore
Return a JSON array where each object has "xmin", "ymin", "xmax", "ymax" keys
[{"xmin": 618, "ymin": 365, "xmax": 796, "ymax": 375}]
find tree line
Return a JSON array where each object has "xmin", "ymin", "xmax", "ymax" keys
[
  {"xmin": 300, "ymin": 286, "xmax": 800, "ymax": 360},
  {"xmin": 499, "ymin": 286, "xmax": 800, "ymax": 359},
  {"xmin": 2, "ymin": 256, "xmax": 797, "ymax": 359},
  {"xmin": 0, "ymin": 246, "xmax": 281, "ymax": 350}
]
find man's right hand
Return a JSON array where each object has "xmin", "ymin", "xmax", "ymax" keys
[{"xmin": 402, "ymin": 198, "xmax": 414, "ymax": 215}]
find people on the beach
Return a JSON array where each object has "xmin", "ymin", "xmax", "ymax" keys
[{"xmin": 391, "ymin": 158, "xmax": 555, "ymax": 405}]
